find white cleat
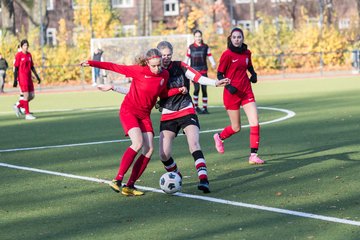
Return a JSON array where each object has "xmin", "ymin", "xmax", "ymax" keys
[
  {"xmin": 13, "ymin": 105, "xmax": 21, "ymax": 118},
  {"xmin": 25, "ymin": 114, "xmax": 36, "ymax": 120}
]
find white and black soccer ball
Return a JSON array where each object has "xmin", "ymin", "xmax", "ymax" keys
[{"xmin": 159, "ymin": 172, "xmax": 182, "ymax": 194}]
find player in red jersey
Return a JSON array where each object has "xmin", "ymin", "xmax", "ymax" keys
[
  {"xmin": 184, "ymin": 30, "xmax": 216, "ymax": 114},
  {"xmin": 81, "ymin": 48, "xmax": 176, "ymax": 196},
  {"xmin": 157, "ymin": 41, "xmax": 229, "ymax": 193},
  {"xmin": 213, "ymin": 28, "xmax": 265, "ymax": 165},
  {"xmin": 13, "ymin": 39, "xmax": 41, "ymax": 120}
]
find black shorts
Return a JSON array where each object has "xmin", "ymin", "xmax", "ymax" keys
[{"xmin": 160, "ymin": 114, "xmax": 200, "ymax": 136}]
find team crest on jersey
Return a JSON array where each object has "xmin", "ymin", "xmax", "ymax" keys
[
  {"xmin": 160, "ymin": 78, "xmax": 165, "ymax": 86},
  {"xmin": 246, "ymin": 58, "xmax": 249, "ymax": 65}
]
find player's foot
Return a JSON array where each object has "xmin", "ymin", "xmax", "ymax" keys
[
  {"xmin": 121, "ymin": 185, "xmax": 144, "ymax": 196},
  {"xmin": 109, "ymin": 179, "xmax": 122, "ymax": 193},
  {"xmin": 25, "ymin": 114, "xmax": 36, "ymax": 120},
  {"xmin": 195, "ymin": 107, "xmax": 202, "ymax": 114},
  {"xmin": 198, "ymin": 179, "xmax": 210, "ymax": 193},
  {"xmin": 13, "ymin": 104, "xmax": 21, "ymax": 118},
  {"xmin": 176, "ymin": 171, "xmax": 183, "ymax": 179},
  {"xmin": 249, "ymin": 153, "xmax": 265, "ymax": 165},
  {"xmin": 213, "ymin": 133, "xmax": 224, "ymax": 154},
  {"xmin": 201, "ymin": 108, "xmax": 209, "ymax": 114}
]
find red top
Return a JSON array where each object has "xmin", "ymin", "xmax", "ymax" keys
[
  {"xmin": 88, "ymin": 60, "xmax": 170, "ymax": 118},
  {"xmin": 14, "ymin": 51, "xmax": 34, "ymax": 82},
  {"xmin": 217, "ymin": 49, "xmax": 252, "ymax": 92}
]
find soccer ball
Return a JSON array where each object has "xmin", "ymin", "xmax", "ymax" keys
[{"xmin": 159, "ymin": 172, "xmax": 182, "ymax": 194}]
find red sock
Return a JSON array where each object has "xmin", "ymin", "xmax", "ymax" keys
[
  {"xmin": 115, "ymin": 147, "xmax": 137, "ymax": 181},
  {"xmin": 126, "ymin": 154, "xmax": 151, "ymax": 187},
  {"xmin": 19, "ymin": 100, "xmax": 30, "ymax": 114},
  {"xmin": 219, "ymin": 125, "xmax": 237, "ymax": 140},
  {"xmin": 250, "ymin": 125, "xmax": 260, "ymax": 149}
]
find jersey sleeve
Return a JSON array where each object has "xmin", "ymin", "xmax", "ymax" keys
[
  {"xmin": 217, "ymin": 51, "xmax": 230, "ymax": 74},
  {"xmin": 14, "ymin": 53, "xmax": 20, "ymax": 68},
  {"xmin": 88, "ymin": 60, "xmax": 137, "ymax": 77}
]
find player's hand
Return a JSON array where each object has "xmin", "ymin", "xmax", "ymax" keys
[
  {"xmin": 37, "ymin": 78, "xmax": 41, "ymax": 84},
  {"xmin": 178, "ymin": 86, "xmax": 188, "ymax": 94},
  {"xmin": 97, "ymin": 84, "xmax": 112, "ymax": 91},
  {"xmin": 215, "ymin": 78, "xmax": 230, "ymax": 87},
  {"xmin": 212, "ymin": 64, "xmax": 216, "ymax": 70},
  {"xmin": 13, "ymin": 80, "xmax": 18, "ymax": 88},
  {"xmin": 225, "ymin": 84, "xmax": 238, "ymax": 94},
  {"xmin": 80, "ymin": 60, "xmax": 89, "ymax": 67},
  {"xmin": 250, "ymin": 73, "xmax": 257, "ymax": 83}
]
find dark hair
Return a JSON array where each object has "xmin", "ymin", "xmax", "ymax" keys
[
  {"xmin": 20, "ymin": 39, "xmax": 29, "ymax": 47},
  {"xmin": 135, "ymin": 48, "xmax": 162, "ymax": 66},
  {"xmin": 193, "ymin": 29, "xmax": 202, "ymax": 36},
  {"xmin": 157, "ymin": 41, "xmax": 173, "ymax": 53}
]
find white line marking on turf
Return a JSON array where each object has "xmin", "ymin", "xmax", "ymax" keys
[
  {"xmin": 1, "ymin": 162, "xmax": 359, "ymax": 227},
  {"xmin": 0, "ymin": 106, "xmax": 295, "ymax": 153}
]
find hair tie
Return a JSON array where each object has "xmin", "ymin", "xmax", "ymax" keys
[{"xmin": 147, "ymin": 56, "xmax": 161, "ymax": 61}]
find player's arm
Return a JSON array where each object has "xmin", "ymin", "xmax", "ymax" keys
[
  {"xmin": 182, "ymin": 62, "xmax": 229, "ymax": 87},
  {"xmin": 82, "ymin": 60, "xmax": 135, "ymax": 76},
  {"xmin": 31, "ymin": 66, "xmax": 41, "ymax": 84},
  {"xmin": 184, "ymin": 47, "xmax": 191, "ymax": 65},
  {"xmin": 247, "ymin": 65, "xmax": 257, "ymax": 83},
  {"xmin": 13, "ymin": 67, "xmax": 18, "ymax": 87},
  {"xmin": 207, "ymin": 47, "xmax": 216, "ymax": 69},
  {"xmin": 97, "ymin": 84, "xmax": 129, "ymax": 94}
]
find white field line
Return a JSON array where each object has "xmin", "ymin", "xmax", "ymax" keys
[
  {"xmin": 1, "ymin": 162, "xmax": 359, "ymax": 227},
  {"xmin": 0, "ymin": 106, "xmax": 295, "ymax": 153}
]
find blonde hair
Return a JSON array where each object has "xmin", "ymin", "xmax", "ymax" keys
[{"xmin": 135, "ymin": 48, "xmax": 162, "ymax": 66}]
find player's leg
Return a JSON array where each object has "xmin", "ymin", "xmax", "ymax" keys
[
  {"xmin": 243, "ymin": 101, "xmax": 264, "ymax": 164},
  {"xmin": 200, "ymin": 84, "xmax": 209, "ymax": 114},
  {"xmin": 183, "ymin": 124, "xmax": 210, "ymax": 193},
  {"xmin": 193, "ymin": 82, "xmax": 201, "ymax": 113},
  {"xmin": 159, "ymin": 130, "xmax": 180, "ymax": 175}
]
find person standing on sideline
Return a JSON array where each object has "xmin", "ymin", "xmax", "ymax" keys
[
  {"xmin": 13, "ymin": 39, "xmax": 41, "ymax": 120},
  {"xmin": 0, "ymin": 53, "xmax": 9, "ymax": 93},
  {"xmin": 184, "ymin": 30, "xmax": 216, "ymax": 114},
  {"xmin": 213, "ymin": 28, "xmax": 265, "ymax": 165},
  {"xmin": 81, "ymin": 48, "xmax": 177, "ymax": 196},
  {"xmin": 157, "ymin": 41, "xmax": 229, "ymax": 193},
  {"xmin": 92, "ymin": 48, "xmax": 104, "ymax": 86}
]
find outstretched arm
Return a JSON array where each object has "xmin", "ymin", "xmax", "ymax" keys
[
  {"xmin": 183, "ymin": 63, "xmax": 229, "ymax": 87},
  {"xmin": 97, "ymin": 84, "xmax": 129, "ymax": 95}
]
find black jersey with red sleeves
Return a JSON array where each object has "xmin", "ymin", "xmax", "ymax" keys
[
  {"xmin": 88, "ymin": 60, "xmax": 169, "ymax": 118},
  {"xmin": 218, "ymin": 49, "xmax": 252, "ymax": 92},
  {"xmin": 187, "ymin": 43, "xmax": 209, "ymax": 72},
  {"xmin": 160, "ymin": 61, "xmax": 192, "ymax": 111}
]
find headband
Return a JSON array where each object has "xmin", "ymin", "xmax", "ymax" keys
[{"xmin": 147, "ymin": 55, "xmax": 161, "ymax": 60}]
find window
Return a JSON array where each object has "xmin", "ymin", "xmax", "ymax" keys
[
  {"xmin": 235, "ymin": 0, "xmax": 257, "ymax": 3},
  {"xmin": 112, "ymin": 0, "xmax": 133, "ymax": 8},
  {"xmin": 46, "ymin": 28, "xmax": 57, "ymax": 46},
  {"xmin": 237, "ymin": 20, "xmax": 251, "ymax": 31},
  {"xmin": 47, "ymin": 0, "xmax": 54, "ymax": 10},
  {"xmin": 338, "ymin": 18, "xmax": 350, "ymax": 29},
  {"xmin": 164, "ymin": 0, "xmax": 179, "ymax": 16}
]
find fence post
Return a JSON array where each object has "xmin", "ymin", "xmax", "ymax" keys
[
  {"xmin": 319, "ymin": 51, "xmax": 324, "ymax": 76},
  {"xmin": 351, "ymin": 50, "xmax": 360, "ymax": 74}
]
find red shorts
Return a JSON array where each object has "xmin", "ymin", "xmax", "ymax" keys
[
  {"xmin": 119, "ymin": 108, "xmax": 154, "ymax": 136},
  {"xmin": 19, "ymin": 79, "xmax": 34, "ymax": 92},
  {"xmin": 223, "ymin": 88, "xmax": 255, "ymax": 110}
]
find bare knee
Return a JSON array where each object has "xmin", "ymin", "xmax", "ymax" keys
[
  {"xmin": 232, "ymin": 125, "xmax": 241, "ymax": 133},
  {"xmin": 131, "ymin": 141, "xmax": 143, "ymax": 152}
]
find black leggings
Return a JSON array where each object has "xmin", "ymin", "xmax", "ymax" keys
[{"xmin": 193, "ymin": 73, "xmax": 208, "ymax": 98}]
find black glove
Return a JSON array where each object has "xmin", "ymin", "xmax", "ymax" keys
[
  {"xmin": 37, "ymin": 78, "xmax": 41, "ymax": 84},
  {"xmin": 13, "ymin": 80, "xmax": 18, "ymax": 88},
  {"xmin": 155, "ymin": 100, "xmax": 163, "ymax": 112},
  {"xmin": 225, "ymin": 84, "xmax": 238, "ymax": 94},
  {"xmin": 250, "ymin": 73, "xmax": 257, "ymax": 83}
]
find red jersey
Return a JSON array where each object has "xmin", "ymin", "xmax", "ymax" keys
[
  {"xmin": 88, "ymin": 61, "xmax": 169, "ymax": 118},
  {"xmin": 217, "ymin": 49, "xmax": 252, "ymax": 92},
  {"xmin": 14, "ymin": 51, "xmax": 34, "ymax": 82}
]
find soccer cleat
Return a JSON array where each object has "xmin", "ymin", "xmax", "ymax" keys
[
  {"xmin": 249, "ymin": 154, "xmax": 265, "ymax": 165},
  {"xmin": 20, "ymin": 107, "xmax": 25, "ymax": 115},
  {"xmin": 213, "ymin": 133, "xmax": 225, "ymax": 154},
  {"xmin": 25, "ymin": 114, "xmax": 36, "ymax": 120},
  {"xmin": 201, "ymin": 108, "xmax": 209, "ymax": 114},
  {"xmin": 109, "ymin": 179, "xmax": 122, "ymax": 193},
  {"xmin": 13, "ymin": 105, "xmax": 21, "ymax": 118},
  {"xmin": 195, "ymin": 107, "xmax": 202, "ymax": 114},
  {"xmin": 198, "ymin": 179, "xmax": 210, "ymax": 193},
  {"xmin": 121, "ymin": 185, "xmax": 144, "ymax": 196}
]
